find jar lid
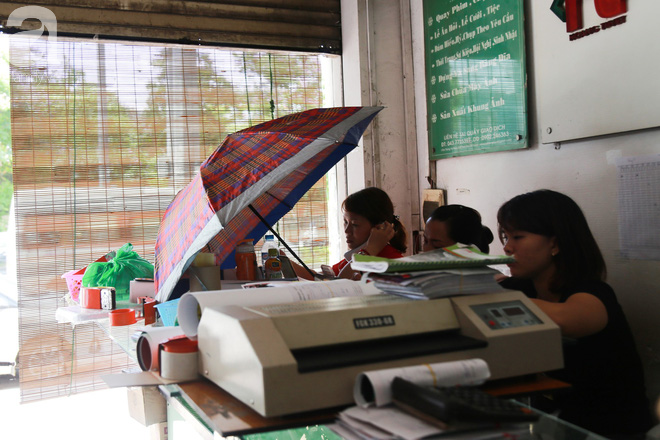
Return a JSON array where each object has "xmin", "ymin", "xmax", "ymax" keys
[
  {"xmin": 162, "ymin": 334, "xmax": 198, "ymax": 353},
  {"xmin": 237, "ymin": 238, "xmax": 255, "ymax": 251}
]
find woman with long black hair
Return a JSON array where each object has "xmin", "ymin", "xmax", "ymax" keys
[{"xmin": 497, "ymin": 189, "xmax": 653, "ymax": 439}]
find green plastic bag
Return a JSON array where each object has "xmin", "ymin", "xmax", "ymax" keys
[{"xmin": 82, "ymin": 243, "xmax": 154, "ymax": 302}]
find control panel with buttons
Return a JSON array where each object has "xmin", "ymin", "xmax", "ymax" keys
[{"xmin": 470, "ymin": 300, "xmax": 542, "ymax": 329}]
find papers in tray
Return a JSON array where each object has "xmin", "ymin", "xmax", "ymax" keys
[
  {"xmin": 352, "ymin": 245, "xmax": 514, "ymax": 274},
  {"xmin": 331, "ymin": 405, "xmax": 443, "ymax": 440},
  {"xmin": 329, "ymin": 405, "xmax": 532, "ymax": 440}
]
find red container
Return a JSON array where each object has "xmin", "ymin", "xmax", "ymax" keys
[
  {"xmin": 80, "ymin": 287, "xmax": 102, "ymax": 309},
  {"xmin": 235, "ymin": 239, "xmax": 257, "ymax": 280}
]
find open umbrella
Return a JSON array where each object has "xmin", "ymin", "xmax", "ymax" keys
[{"xmin": 154, "ymin": 106, "xmax": 383, "ymax": 302}]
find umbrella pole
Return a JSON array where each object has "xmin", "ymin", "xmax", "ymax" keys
[{"xmin": 248, "ymin": 204, "xmax": 321, "ymax": 280}]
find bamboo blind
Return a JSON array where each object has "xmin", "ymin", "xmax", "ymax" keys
[
  {"xmin": 9, "ymin": 35, "xmax": 336, "ymax": 402},
  {"xmin": 0, "ymin": 0, "xmax": 341, "ymax": 54}
]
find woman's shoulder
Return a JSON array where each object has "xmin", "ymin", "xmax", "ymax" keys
[
  {"xmin": 564, "ymin": 280, "xmax": 615, "ymax": 300},
  {"xmin": 563, "ymin": 280, "xmax": 623, "ymax": 313},
  {"xmin": 377, "ymin": 244, "xmax": 404, "ymax": 259}
]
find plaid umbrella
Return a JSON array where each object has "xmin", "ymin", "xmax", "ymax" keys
[{"xmin": 154, "ymin": 106, "xmax": 383, "ymax": 302}]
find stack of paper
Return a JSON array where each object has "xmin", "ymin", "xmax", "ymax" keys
[
  {"xmin": 329, "ymin": 407, "xmax": 530, "ymax": 440},
  {"xmin": 351, "ymin": 245, "xmax": 514, "ymax": 274},
  {"xmin": 366, "ymin": 268, "xmax": 504, "ymax": 299},
  {"xmin": 330, "ymin": 405, "xmax": 442, "ymax": 440},
  {"xmin": 354, "ymin": 245, "xmax": 511, "ymax": 299}
]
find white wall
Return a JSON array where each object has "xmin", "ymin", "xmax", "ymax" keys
[
  {"xmin": 342, "ymin": 0, "xmax": 660, "ymax": 401},
  {"xmin": 407, "ymin": 0, "xmax": 660, "ymax": 403}
]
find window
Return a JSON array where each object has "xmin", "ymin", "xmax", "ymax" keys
[{"xmin": 9, "ymin": 35, "xmax": 341, "ymax": 401}]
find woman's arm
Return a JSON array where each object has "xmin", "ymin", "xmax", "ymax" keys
[{"xmin": 531, "ymin": 293, "xmax": 608, "ymax": 338}]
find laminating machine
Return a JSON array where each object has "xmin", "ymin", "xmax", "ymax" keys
[{"xmin": 196, "ymin": 290, "xmax": 563, "ymax": 417}]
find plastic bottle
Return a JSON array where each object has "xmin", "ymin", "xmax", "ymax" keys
[
  {"xmin": 235, "ymin": 239, "xmax": 257, "ymax": 280},
  {"xmin": 260, "ymin": 235, "xmax": 278, "ymax": 267},
  {"xmin": 264, "ymin": 247, "xmax": 284, "ymax": 280}
]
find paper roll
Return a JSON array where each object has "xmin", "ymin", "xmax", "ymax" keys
[
  {"xmin": 354, "ymin": 358, "xmax": 490, "ymax": 407},
  {"xmin": 136, "ymin": 326, "xmax": 185, "ymax": 371},
  {"xmin": 177, "ymin": 279, "xmax": 382, "ymax": 339}
]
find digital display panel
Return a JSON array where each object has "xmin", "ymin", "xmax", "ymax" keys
[
  {"xmin": 471, "ymin": 300, "xmax": 542, "ymax": 329},
  {"xmin": 503, "ymin": 306, "xmax": 525, "ymax": 316}
]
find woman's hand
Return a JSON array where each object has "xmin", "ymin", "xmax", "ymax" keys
[
  {"xmin": 364, "ymin": 221, "xmax": 395, "ymax": 256},
  {"xmin": 337, "ymin": 222, "xmax": 395, "ymax": 281}
]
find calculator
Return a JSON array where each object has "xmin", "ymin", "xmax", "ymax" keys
[{"xmin": 391, "ymin": 377, "xmax": 540, "ymax": 424}]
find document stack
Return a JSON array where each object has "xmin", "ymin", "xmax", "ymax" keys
[{"xmin": 352, "ymin": 245, "xmax": 514, "ymax": 299}]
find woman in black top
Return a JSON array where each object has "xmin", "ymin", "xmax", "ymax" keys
[{"xmin": 497, "ymin": 189, "xmax": 653, "ymax": 439}]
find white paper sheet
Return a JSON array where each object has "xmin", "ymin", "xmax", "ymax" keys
[
  {"xmin": 338, "ymin": 405, "xmax": 443, "ymax": 440},
  {"xmin": 333, "ymin": 404, "xmax": 530, "ymax": 440},
  {"xmin": 617, "ymin": 153, "xmax": 660, "ymax": 260},
  {"xmin": 101, "ymin": 370, "xmax": 178, "ymax": 387},
  {"xmin": 177, "ymin": 279, "xmax": 381, "ymax": 339},
  {"xmin": 354, "ymin": 358, "xmax": 490, "ymax": 407}
]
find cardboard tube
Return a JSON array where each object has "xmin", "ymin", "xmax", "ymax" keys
[{"xmin": 136, "ymin": 326, "xmax": 185, "ymax": 371}]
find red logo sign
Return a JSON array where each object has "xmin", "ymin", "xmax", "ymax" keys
[{"xmin": 551, "ymin": 0, "xmax": 627, "ymax": 40}]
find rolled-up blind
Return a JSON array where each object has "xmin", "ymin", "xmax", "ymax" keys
[{"xmin": 0, "ymin": 0, "xmax": 341, "ymax": 54}]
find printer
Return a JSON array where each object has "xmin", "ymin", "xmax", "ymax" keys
[{"xmin": 197, "ymin": 290, "xmax": 563, "ymax": 417}]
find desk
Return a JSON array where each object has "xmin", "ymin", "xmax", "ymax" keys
[
  {"xmin": 56, "ymin": 306, "xmax": 604, "ymax": 440},
  {"xmin": 161, "ymin": 377, "xmax": 605, "ymax": 440}
]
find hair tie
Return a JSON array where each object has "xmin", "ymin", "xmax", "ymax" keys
[{"xmin": 393, "ymin": 215, "xmax": 400, "ymax": 221}]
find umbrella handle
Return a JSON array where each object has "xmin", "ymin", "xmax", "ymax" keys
[{"xmin": 248, "ymin": 204, "xmax": 325, "ymax": 280}]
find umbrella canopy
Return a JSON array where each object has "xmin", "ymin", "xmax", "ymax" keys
[{"xmin": 154, "ymin": 106, "xmax": 383, "ymax": 302}]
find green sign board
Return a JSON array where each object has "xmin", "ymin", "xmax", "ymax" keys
[{"xmin": 423, "ymin": 0, "xmax": 528, "ymax": 159}]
